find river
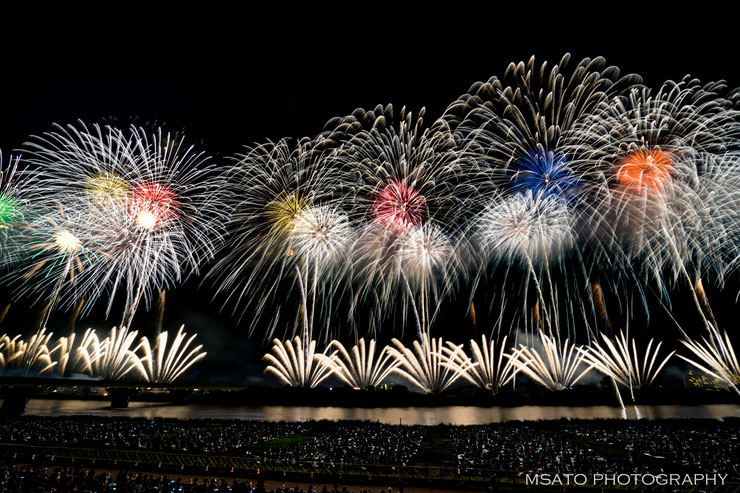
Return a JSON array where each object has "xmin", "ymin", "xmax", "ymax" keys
[{"xmin": 12, "ymin": 399, "xmax": 740, "ymax": 425}]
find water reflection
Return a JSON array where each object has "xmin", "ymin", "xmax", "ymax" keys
[{"xmin": 15, "ymin": 399, "xmax": 740, "ymax": 425}]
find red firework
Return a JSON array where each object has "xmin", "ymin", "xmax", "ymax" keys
[
  {"xmin": 372, "ymin": 179, "xmax": 426, "ymax": 233},
  {"xmin": 129, "ymin": 182, "xmax": 180, "ymax": 230}
]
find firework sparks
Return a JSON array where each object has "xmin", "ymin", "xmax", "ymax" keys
[
  {"xmin": 137, "ymin": 325, "xmax": 206, "ymax": 383},
  {"xmin": 0, "ymin": 328, "xmax": 56, "ymax": 374},
  {"xmin": 263, "ymin": 337, "xmax": 337, "ymax": 388},
  {"xmin": 678, "ymin": 325, "xmax": 739, "ymax": 395},
  {"xmin": 320, "ymin": 338, "xmax": 399, "ymax": 389},
  {"xmin": 387, "ymin": 334, "xmax": 469, "ymax": 394},
  {"xmin": 509, "ymin": 331, "xmax": 593, "ymax": 391},
  {"xmin": 442, "ymin": 335, "xmax": 518, "ymax": 393},
  {"xmin": 579, "ymin": 331, "xmax": 675, "ymax": 401}
]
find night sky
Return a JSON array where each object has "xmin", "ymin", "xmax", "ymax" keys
[{"xmin": 1, "ymin": 10, "xmax": 739, "ymax": 384}]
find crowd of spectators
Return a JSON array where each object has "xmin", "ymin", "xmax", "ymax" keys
[
  {"xmin": 0, "ymin": 466, "xmax": 395, "ymax": 493},
  {"xmin": 258, "ymin": 422, "xmax": 424, "ymax": 466},
  {"xmin": 0, "ymin": 417, "xmax": 306, "ymax": 455},
  {"xmin": 451, "ymin": 421, "xmax": 740, "ymax": 478},
  {"xmin": 568, "ymin": 422, "xmax": 740, "ymax": 477}
]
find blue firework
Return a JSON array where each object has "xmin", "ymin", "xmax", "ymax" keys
[{"xmin": 510, "ymin": 148, "xmax": 581, "ymax": 202}]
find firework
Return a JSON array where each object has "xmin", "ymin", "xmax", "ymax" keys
[
  {"xmin": 563, "ymin": 77, "xmax": 740, "ymax": 332},
  {"xmin": 210, "ymin": 138, "xmax": 347, "ymax": 340},
  {"xmin": 263, "ymin": 337, "xmax": 337, "ymax": 388},
  {"xmin": 442, "ymin": 335, "xmax": 518, "ymax": 393},
  {"xmin": 22, "ymin": 123, "xmax": 229, "ymax": 328},
  {"xmin": 508, "ymin": 331, "xmax": 593, "ymax": 391},
  {"xmin": 327, "ymin": 106, "xmax": 472, "ymax": 337},
  {"xmin": 387, "ymin": 334, "xmax": 469, "ymax": 394},
  {"xmin": 443, "ymin": 54, "xmax": 640, "ymax": 195},
  {"xmin": 678, "ymin": 325, "xmax": 740, "ymax": 395},
  {"xmin": 0, "ymin": 152, "xmax": 27, "ymax": 269},
  {"xmin": 76, "ymin": 326, "xmax": 146, "ymax": 380},
  {"xmin": 0, "ymin": 329, "xmax": 56, "ymax": 374},
  {"xmin": 137, "ymin": 325, "xmax": 206, "ymax": 384},
  {"xmin": 579, "ymin": 331, "xmax": 675, "ymax": 401},
  {"xmin": 477, "ymin": 191, "xmax": 576, "ymax": 337},
  {"xmin": 319, "ymin": 338, "xmax": 399, "ymax": 390}
]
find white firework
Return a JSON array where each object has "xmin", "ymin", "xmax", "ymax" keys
[
  {"xmin": 263, "ymin": 337, "xmax": 337, "ymax": 388},
  {"xmin": 320, "ymin": 338, "xmax": 399, "ymax": 389},
  {"xmin": 0, "ymin": 329, "xmax": 56, "ymax": 373},
  {"xmin": 137, "ymin": 325, "xmax": 207, "ymax": 384},
  {"xmin": 442, "ymin": 335, "xmax": 518, "ymax": 393},
  {"xmin": 678, "ymin": 325, "xmax": 739, "ymax": 395},
  {"xmin": 579, "ymin": 331, "xmax": 675, "ymax": 401},
  {"xmin": 387, "ymin": 334, "xmax": 469, "ymax": 394},
  {"xmin": 509, "ymin": 331, "xmax": 593, "ymax": 391},
  {"xmin": 77, "ymin": 326, "xmax": 146, "ymax": 380}
]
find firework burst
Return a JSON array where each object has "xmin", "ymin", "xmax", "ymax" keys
[
  {"xmin": 387, "ymin": 334, "xmax": 469, "ymax": 394},
  {"xmin": 0, "ymin": 328, "xmax": 56, "ymax": 374},
  {"xmin": 263, "ymin": 337, "xmax": 337, "ymax": 388},
  {"xmin": 319, "ymin": 338, "xmax": 399, "ymax": 390},
  {"xmin": 137, "ymin": 325, "xmax": 206, "ymax": 384},
  {"xmin": 441, "ymin": 335, "xmax": 518, "ymax": 393},
  {"xmin": 509, "ymin": 331, "xmax": 593, "ymax": 391},
  {"xmin": 210, "ymin": 138, "xmax": 347, "ymax": 340},
  {"xmin": 579, "ymin": 331, "xmax": 675, "ymax": 402},
  {"xmin": 678, "ymin": 325, "xmax": 739, "ymax": 395}
]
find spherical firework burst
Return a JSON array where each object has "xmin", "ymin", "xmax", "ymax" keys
[
  {"xmin": 443, "ymin": 54, "xmax": 640, "ymax": 196},
  {"xmin": 210, "ymin": 137, "xmax": 348, "ymax": 341},
  {"xmin": 326, "ymin": 105, "xmax": 472, "ymax": 337},
  {"xmin": 23, "ymin": 123, "xmax": 229, "ymax": 327},
  {"xmin": 0, "ymin": 152, "xmax": 28, "ymax": 269},
  {"xmin": 478, "ymin": 191, "xmax": 575, "ymax": 267}
]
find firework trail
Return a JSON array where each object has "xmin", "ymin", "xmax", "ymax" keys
[
  {"xmin": 508, "ymin": 331, "xmax": 594, "ymax": 391},
  {"xmin": 137, "ymin": 325, "xmax": 206, "ymax": 383},
  {"xmin": 263, "ymin": 336, "xmax": 337, "ymax": 388},
  {"xmin": 579, "ymin": 331, "xmax": 675, "ymax": 402},
  {"xmin": 441, "ymin": 335, "xmax": 518, "ymax": 393},
  {"xmin": 319, "ymin": 338, "xmax": 400, "ymax": 389},
  {"xmin": 387, "ymin": 334, "xmax": 470, "ymax": 393}
]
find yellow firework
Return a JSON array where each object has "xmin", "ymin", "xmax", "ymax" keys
[
  {"xmin": 85, "ymin": 172, "xmax": 130, "ymax": 206},
  {"xmin": 265, "ymin": 191, "xmax": 309, "ymax": 235}
]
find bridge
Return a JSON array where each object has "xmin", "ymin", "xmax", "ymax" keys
[{"xmin": 0, "ymin": 376, "xmax": 245, "ymax": 413}]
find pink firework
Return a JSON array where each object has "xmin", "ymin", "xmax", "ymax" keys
[{"xmin": 371, "ymin": 179, "xmax": 427, "ymax": 233}]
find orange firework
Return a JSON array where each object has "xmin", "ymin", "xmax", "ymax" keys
[{"xmin": 615, "ymin": 148, "xmax": 673, "ymax": 192}]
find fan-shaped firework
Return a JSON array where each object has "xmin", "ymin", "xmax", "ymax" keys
[
  {"xmin": 263, "ymin": 337, "xmax": 337, "ymax": 388},
  {"xmin": 77, "ymin": 326, "xmax": 146, "ymax": 380},
  {"xmin": 319, "ymin": 338, "xmax": 399, "ymax": 389},
  {"xmin": 441, "ymin": 335, "xmax": 518, "ymax": 393},
  {"xmin": 678, "ymin": 325, "xmax": 739, "ymax": 395},
  {"xmin": 137, "ymin": 325, "xmax": 206, "ymax": 384},
  {"xmin": 579, "ymin": 331, "xmax": 675, "ymax": 401},
  {"xmin": 387, "ymin": 334, "xmax": 469, "ymax": 394},
  {"xmin": 0, "ymin": 329, "xmax": 55, "ymax": 374},
  {"xmin": 509, "ymin": 331, "xmax": 593, "ymax": 391}
]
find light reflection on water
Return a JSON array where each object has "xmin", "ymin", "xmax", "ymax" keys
[{"xmin": 16, "ymin": 400, "xmax": 740, "ymax": 425}]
